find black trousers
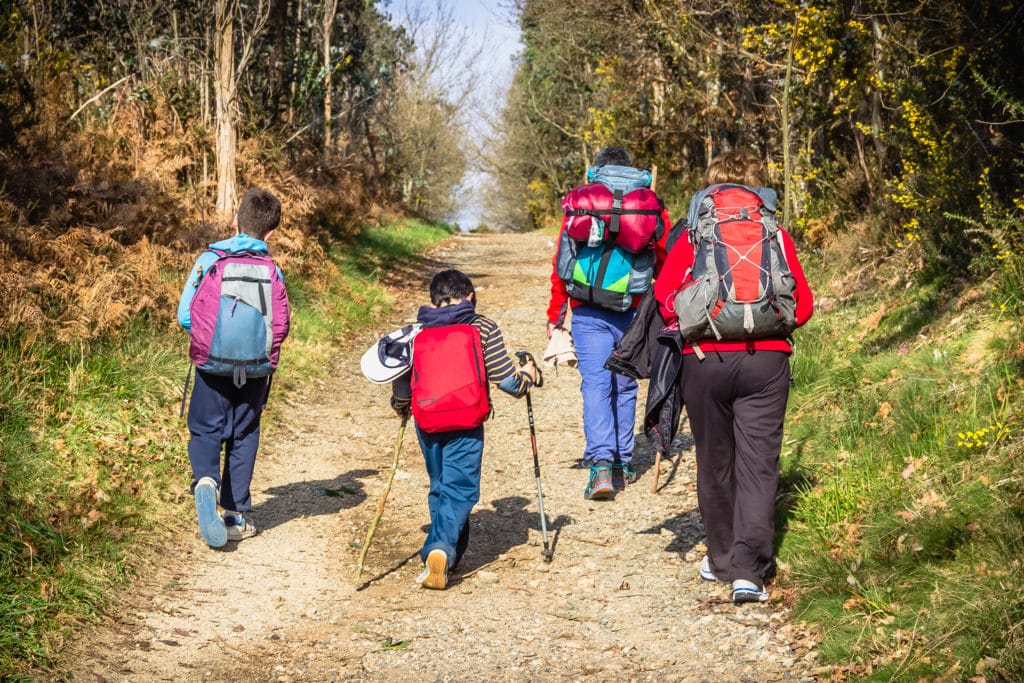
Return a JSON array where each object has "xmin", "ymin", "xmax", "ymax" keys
[{"xmin": 681, "ymin": 350, "xmax": 790, "ymax": 586}]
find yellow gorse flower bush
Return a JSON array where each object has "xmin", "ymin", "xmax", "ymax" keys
[{"xmin": 957, "ymin": 422, "xmax": 1010, "ymax": 449}]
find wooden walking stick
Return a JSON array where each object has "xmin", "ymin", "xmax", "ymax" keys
[
  {"xmin": 651, "ymin": 450, "xmax": 663, "ymax": 494},
  {"xmin": 353, "ymin": 413, "xmax": 408, "ymax": 582}
]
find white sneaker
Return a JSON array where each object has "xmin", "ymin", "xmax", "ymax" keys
[
  {"xmin": 700, "ymin": 555, "xmax": 726, "ymax": 582},
  {"xmin": 223, "ymin": 512, "xmax": 258, "ymax": 541},
  {"xmin": 416, "ymin": 549, "xmax": 448, "ymax": 590},
  {"xmin": 732, "ymin": 579, "xmax": 770, "ymax": 603},
  {"xmin": 194, "ymin": 477, "xmax": 226, "ymax": 548}
]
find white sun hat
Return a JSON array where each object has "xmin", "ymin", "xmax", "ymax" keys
[{"xmin": 360, "ymin": 323, "xmax": 422, "ymax": 384}]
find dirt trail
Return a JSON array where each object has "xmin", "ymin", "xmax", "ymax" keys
[{"xmin": 62, "ymin": 232, "xmax": 820, "ymax": 682}]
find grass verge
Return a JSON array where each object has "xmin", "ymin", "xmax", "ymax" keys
[
  {"xmin": 777, "ymin": 259, "xmax": 1024, "ymax": 681},
  {"xmin": 0, "ymin": 218, "xmax": 453, "ymax": 679}
]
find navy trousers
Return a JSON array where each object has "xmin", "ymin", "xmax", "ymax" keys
[{"xmin": 187, "ymin": 370, "xmax": 269, "ymax": 513}]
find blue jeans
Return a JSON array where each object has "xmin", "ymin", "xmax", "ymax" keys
[
  {"xmin": 187, "ymin": 370, "xmax": 268, "ymax": 513},
  {"xmin": 571, "ymin": 306, "xmax": 638, "ymax": 464},
  {"xmin": 416, "ymin": 425, "xmax": 484, "ymax": 568}
]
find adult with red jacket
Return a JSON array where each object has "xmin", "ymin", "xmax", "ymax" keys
[
  {"xmin": 653, "ymin": 149, "xmax": 814, "ymax": 603},
  {"xmin": 546, "ymin": 146, "xmax": 671, "ymax": 500}
]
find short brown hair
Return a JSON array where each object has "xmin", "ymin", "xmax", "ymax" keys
[
  {"xmin": 704, "ymin": 149, "xmax": 765, "ymax": 187},
  {"xmin": 236, "ymin": 188, "xmax": 282, "ymax": 237}
]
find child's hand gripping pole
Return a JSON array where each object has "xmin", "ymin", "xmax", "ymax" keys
[{"xmin": 515, "ymin": 350, "xmax": 552, "ymax": 562}]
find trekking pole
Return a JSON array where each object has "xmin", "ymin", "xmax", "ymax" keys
[
  {"xmin": 179, "ymin": 364, "xmax": 193, "ymax": 418},
  {"xmin": 515, "ymin": 350, "xmax": 552, "ymax": 562},
  {"xmin": 353, "ymin": 413, "xmax": 408, "ymax": 583}
]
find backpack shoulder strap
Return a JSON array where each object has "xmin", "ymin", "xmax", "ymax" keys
[{"xmin": 686, "ymin": 187, "xmax": 713, "ymax": 229}]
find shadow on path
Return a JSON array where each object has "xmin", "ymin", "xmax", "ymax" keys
[
  {"xmin": 255, "ymin": 469, "xmax": 376, "ymax": 532},
  {"xmin": 639, "ymin": 508, "xmax": 704, "ymax": 559},
  {"xmin": 450, "ymin": 496, "xmax": 575, "ymax": 576}
]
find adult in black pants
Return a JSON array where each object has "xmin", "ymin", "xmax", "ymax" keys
[{"xmin": 653, "ymin": 149, "xmax": 815, "ymax": 602}]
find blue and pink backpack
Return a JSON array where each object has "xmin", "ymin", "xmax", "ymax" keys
[{"xmin": 188, "ymin": 249, "xmax": 290, "ymax": 387}]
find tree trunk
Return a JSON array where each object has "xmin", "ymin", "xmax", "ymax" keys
[
  {"xmin": 781, "ymin": 17, "xmax": 796, "ymax": 230},
  {"xmin": 322, "ymin": 0, "xmax": 338, "ymax": 158},
  {"xmin": 202, "ymin": 13, "xmax": 212, "ymax": 194},
  {"xmin": 870, "ymin": 15, "xmax": 886, "ymax": 163},
  {"xmin": 287, "ymin": 0, "xmax": 304, "ymax": 126},
  {"xmin": 214, "ymin": 0, "xmax": 238, "ymax": 217}
]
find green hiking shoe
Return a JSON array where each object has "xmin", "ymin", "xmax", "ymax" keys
[{"xmin": 584, "ymin": 463, "xmax": 615, "ymax": 500}]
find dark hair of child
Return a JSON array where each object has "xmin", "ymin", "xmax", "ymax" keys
[{"xmin": 429, "ymin": 269, "xmax": 476, "ymax": 307}]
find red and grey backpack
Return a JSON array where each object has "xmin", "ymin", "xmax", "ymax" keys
[
  {"xmin": 411, "ymin": 320, "xmax": 490, "ymax": 433},
  {"xmin": 673, "ymin": 184, "xmax": 796, "ymax": 345}
]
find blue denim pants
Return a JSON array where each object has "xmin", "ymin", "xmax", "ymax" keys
[
  {"xmin": 571, "ymin": 306, "xmax": 638, "ymax": 464},
  {"xmin": 416, "ymin": 425, "xmax": 484, "ymax": 568}
]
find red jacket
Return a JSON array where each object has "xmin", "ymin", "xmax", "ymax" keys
[
  {"xmin": 652, "ymin": 227, "xmax": 814, "ymax": 354},
  {"xmin": 546, "ymin": 205, "xmax": 672, "ymax": 326}
]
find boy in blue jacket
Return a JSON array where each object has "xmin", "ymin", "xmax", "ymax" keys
[{"xmin": 178, "ymin": 188, "xmax": 290, "ymax": 548}]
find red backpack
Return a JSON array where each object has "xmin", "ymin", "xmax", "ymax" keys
[
  {"xmin": 411, "ymin": 323, "xmax": 491, "ymax": 433},
  {"xmin": 674, "ymin": 184, "xmax": 797, "ymax": 343}
]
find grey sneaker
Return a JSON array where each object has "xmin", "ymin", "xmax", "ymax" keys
[
  {"xmin": 417, "ymin": 549, "xmax": 448, "ymax": 590},
  {"xmin": 194, "ymin": 477, "xmax": 227, "ymax": 548},
  {"xmin": 732, "ymin": 579, "xmax": 770, "ymax": 603},
  {"xmin": 223, "ymin": 512, "xmax": 258, "ymax": 541},
  {"xmin": 584, "ymin": 463, "xmax": 615, "ymax": 500}
]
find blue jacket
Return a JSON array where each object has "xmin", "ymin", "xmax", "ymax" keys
[{"xmin": 176, "ymin": 234, "xmax": 282, "ymax": 331}]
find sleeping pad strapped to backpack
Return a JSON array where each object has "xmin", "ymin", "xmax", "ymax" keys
[
  {"xmin": 411, "ymin": 323, "xmax": 491, "ymax": 433},
  {"xmin": 673, "ymin": 184, "xmax": 796, "ymax": 342},
  {"xmin": 555, "ymin": 182, "xmax": 665, "ymax": 312}
]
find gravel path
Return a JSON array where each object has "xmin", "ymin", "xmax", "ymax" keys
[{"xmin": 61, "ymin": 231, "xmax": 822, "ymax": 682}]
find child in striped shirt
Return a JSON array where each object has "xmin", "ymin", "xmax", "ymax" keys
[{"xmin": 391, "ymin": 269, "xmax": 537, "ymax": 589}]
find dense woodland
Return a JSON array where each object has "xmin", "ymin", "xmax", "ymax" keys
[
  {"xmin": 0, "ymin": 0, "xmax": 475, "ymax": 345},
  {"xmin": 2, "ymin": 0, "xmax": 1024, "ymax": 678},
  {"xmin": 2, "ymin": 0, "xmax": 1015, "ymax": 339},
  {"xmin": 492, "ymin": 0, "xmax": 1024, "ymax": 264},
  {"xmin": 1, "ymin": 0, "xmax": 1023, "ymax": 337}
]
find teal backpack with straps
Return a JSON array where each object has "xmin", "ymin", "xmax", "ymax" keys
[{"xmin": 554, "ymin": 231, "xmax": 656, "ymax": 312}]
